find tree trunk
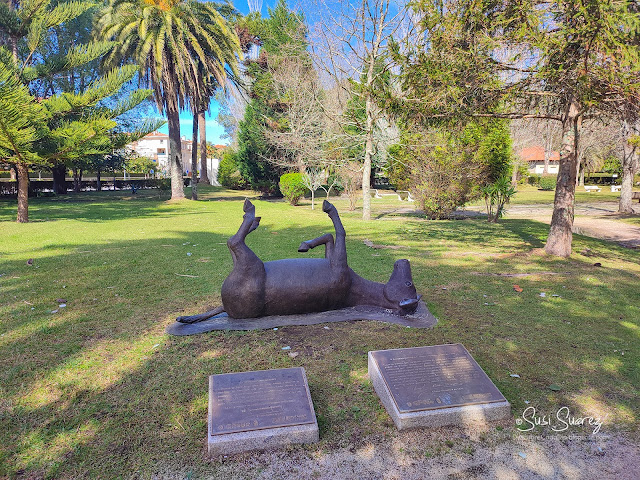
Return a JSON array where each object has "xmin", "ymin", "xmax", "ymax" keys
[
  {"xmin": 511, "ymin": 162, "xmax": 518, "ymax": 186},
  {"xmin": 167, "ymin": 104, "xmax": 184, "ymax": 199},
  {"xmin": 51, "ymin": 164, "xmax": 67, "ymax": 194},
  {"xmin": 96, "ymin": 170, "xmax": 102, "ymax": 191},
  {"xmin": 9, "ymin": 35, "xmax": 18, "ymax": 64},
  {"xmin": 362, "ymin": 95, "xmax": 374, "ymax": 221},
  {"xmin": 545, "ymin": 99, "xmax": 580, "ymax": 257},
  {"xmin": 162, "ymin": 63, "xmax": 185, "ymax": 200},
  {"xmin": 619, "ymin": 118, "xmax": 639, "ymax": 214},
  {"xmin": 16, "ymin": 161, "xmax": 29, "ymax": 223},
  {"xmin": 198, "ymin": 111, "xmax": 209, "ymax": 184},
  {"xmin": 543, "ymin": 148, "xmax": 550, "ymax": 175},
  {"xmin": 72, "ymin": 168, "xmax": 82, "ymax": 193},
  {"xmin": 191, "ymin": 111, "xmax": 198, "ymax": 200}
]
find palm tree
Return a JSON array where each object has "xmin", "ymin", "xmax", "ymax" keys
[{"xmin": 98, "ymin": 0, "xmax": 241, "ymax": 199}]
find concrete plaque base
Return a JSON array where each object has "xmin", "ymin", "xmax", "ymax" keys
[
  {"xmin": 207, "ymin": 422, "xmax": 319, "ymax": 456},
  {"xmin": 207, "ymin": 367, "xmax": 318, "ymax": 456},
  {"xmin": 368, "ymin": 345, "xmax": 511, "ymax": 430}
]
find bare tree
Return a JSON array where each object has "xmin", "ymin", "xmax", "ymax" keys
[
  {"xmin": 301, "ymin": 168, "xmax": 325, "ymax": 209},
  {"xmin": 310, "ymin": 0, "xmax": 406, "ymax": 220},
  {"xmin": 338, "ymin": 161, "xmax": 363, "ymax": 210},
  {"xmin": 535, "ymin": 120, "xmax": 562, "ymax": 175},
  {"xmin": 262, "ymin": 56, "xmax": 327, "ymax": 171},
  {"xmin": 509, "ymin": 119, "xmax": 539, "ymax": 184},
  {"xmin": 577, "ymin": 121, "xmax": 619, "ymax": 186}
]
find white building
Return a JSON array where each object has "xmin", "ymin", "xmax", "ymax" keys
[
  {"xmin": 127, "ymin": 131, "xmax": 221, "ymax": 184},
  {"xmin": 127, "ymin": 131, "xmax": 170, "ymax": 173},
  {"xmin": 520, "ymin": 146, "xmax": 560, "ymax": 174}
]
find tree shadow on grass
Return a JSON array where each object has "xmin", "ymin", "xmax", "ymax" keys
[
  {"xmin": 0, "ymin": 217, "xmax": 639, "ymax": 478},
  {"xmin": 0, "ymin": 188, "xmax": 260, "ymax": 223}
]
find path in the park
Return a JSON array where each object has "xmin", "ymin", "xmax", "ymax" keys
[{"xmin": 504, "ymin": 202, "xmax": 640, "ymax": 249}]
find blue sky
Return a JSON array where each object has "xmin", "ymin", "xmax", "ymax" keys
[
  {"xmin": 155, "ymin": 104, "xmax": 228, "ymax": 146},
  {"xmin": 155, "ymin": 0, "xmax": 278, "ymax": 145}
]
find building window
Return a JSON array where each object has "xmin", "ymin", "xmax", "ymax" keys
[{"xmin": 158, "ymin": 148, "xmax": 166, "ymax": 155}]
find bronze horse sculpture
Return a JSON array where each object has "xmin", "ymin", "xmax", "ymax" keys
[{"xmin": 176, "ymin": 199, "xmax": 421, "ymax": 324}]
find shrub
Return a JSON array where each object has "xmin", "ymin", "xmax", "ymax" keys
[
  {"xmin": 482, "ymin": 176, "xmax": 516, "ymax": 222},
  {"xmin": 279, "ymin": 173, "xmax": 306, "ymax": 205},
  {"xmin": 539, "ymin": 175, "xmax": 557, "ymax": 191},
  {"xmin": 527, "ymin": 174, "xmax": 542, "ymax": 186},
  {"xmin": 218, "ymin": 151, "xmax": 247, "ymax": 189},
  {"xmin": 387, "ymin": 120, "xmax": 512, "ymax": 219}
]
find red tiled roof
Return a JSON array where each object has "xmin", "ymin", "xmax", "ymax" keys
[
  {"xmin": 519, "ymin": 146, "xmax": 560, "ymax": 162},
  {"xmin": 142, "ymin": 131, "xmax": 169, "ymax": 139}
]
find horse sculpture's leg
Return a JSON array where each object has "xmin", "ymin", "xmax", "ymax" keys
[
  {"xmin": 298, "ymin": 233, "xmax": 334, "ymax": 258},
  {"xmin": 322, "ymin": 200, "xmax": 347, "ymax": 268},
  {"xmin": 220, "ymin": 199, "xmax": 266, "ymax": 319},
  {"xmin": 176, "ymin": 199, "xmax": 264, "ymax": 324}
]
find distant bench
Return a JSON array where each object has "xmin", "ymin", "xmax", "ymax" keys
[
  {"xmin": 369, "ymin": 189, "xmax": 414, "ymax": 202},
  {"xmin": 632, "ymin": 191, "xmax": 640, "ymax": 203},
  {"xmin": 584, "ymin": 185, "xmax": 601, "ymax": 193},
  {"xmin": 396, "ymin": 190, "xmax": 414, "ymax": 202},
  {"xmin": 610, "ymin": 185, "xmax": 621, "ymax": 192}
]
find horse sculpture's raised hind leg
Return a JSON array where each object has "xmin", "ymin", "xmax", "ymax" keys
[
  {"xmin": 298, "ymin": 200, "xmax": 347, "ymax": 265},
  {"xmin": 298, "ymin": 234, "xmax": 334, "ymax": 257}
]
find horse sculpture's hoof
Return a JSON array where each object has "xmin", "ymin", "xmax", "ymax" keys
[
  {"xmin": 243, "ymin": 198, "xmax": 255, "ymax": 214},
  {"xmin": 298, "ymin": 241, "xmax": 310, "ymax": 252},
  {"xmin": 176, "ymin": 315, "xmax": 197, "ymax": 324},
  {"xmin": 249, "ymin": 217, "xmax": 261, "ymax": 233},
  {"xmin": 322, "ymin": 200, "xmax": 336, "ymax": 214}
]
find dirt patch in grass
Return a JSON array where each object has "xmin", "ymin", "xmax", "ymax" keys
[{"xmin": 151, "ymin": 427, "xmax": 639, "ymax": 480}]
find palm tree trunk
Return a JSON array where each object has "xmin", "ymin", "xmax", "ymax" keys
[
  {"xmin": 163, "ymin": 63, "xmax": 185, "ymax": 200},
  {"xmin": 191, "ymin": 111, "xmax": 198, "ymax": 200},
  {"xmin": 167, "ymin": 104, "xmax": 185, "ymax": 200},
  {"xmin": 198, "ymin": 111, "xmax": 209, "ymax": 184},
  {"xmin": 16, "ymin": 161, "xmax": 29, "ymax": 223},
  {"xmin": 545, "ymin": 98, "xmax": 580, "ymax": 257}
]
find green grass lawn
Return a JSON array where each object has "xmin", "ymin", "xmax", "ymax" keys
[
  {"xmin": 469, "ymin": 184, "xmax": 623, "ymax": 206},
  {"xmin": 1, "ymin": 187, "xmax": 639, "ymax": 478},
  {"xmin": 619, "ymin": 215, "xmax": 640, "ymax": 227}
]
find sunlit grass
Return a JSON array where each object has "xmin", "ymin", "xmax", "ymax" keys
[{"xmin": 0, "ymin": 186, "xmax": 638, "ymax": 478}]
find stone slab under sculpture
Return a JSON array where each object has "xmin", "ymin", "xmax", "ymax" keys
[{"xmin": 176, "ymin": 199, "xmax": 422, "ymax": 324}]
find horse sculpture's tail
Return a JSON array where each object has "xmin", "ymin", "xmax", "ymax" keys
[{"xmin": 176, "ymin": 305, "xmax": 225, "ymax": 324}]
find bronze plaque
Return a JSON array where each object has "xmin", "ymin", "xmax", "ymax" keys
[
  {"xmin": 209, "ymin": 367, "xmax": 315, "ymax": 435},
  {"xmin": 370, "ymin": 344, "xmax": 506, "ymax": 413}
]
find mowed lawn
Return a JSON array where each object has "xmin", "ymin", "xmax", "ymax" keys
[{"xmin": 0, "ymin": 187, "xmax": 638, "ymax": 478}]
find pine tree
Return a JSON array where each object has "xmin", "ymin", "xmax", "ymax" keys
[
  {"xmin": 392, "ymin": 0, "xmax": 640, "ymax": 256},
  {"xmin": 0, "ymin": 0, "xmax": 159, "ymax": 222}
]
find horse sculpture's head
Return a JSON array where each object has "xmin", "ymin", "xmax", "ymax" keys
[{"xmin": 383, "ymin": 259, "xmax": 421, "ymax": 315}]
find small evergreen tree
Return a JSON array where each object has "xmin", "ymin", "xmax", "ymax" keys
[{"xmin": 0, "ymin": 0, "xmax": 159, "ymax": 221}]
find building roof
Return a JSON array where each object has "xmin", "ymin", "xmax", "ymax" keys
[
  {"xmin": 141, "ymin": 131, "xmax": 169, "ymax": 140},
  {"xmin": 519, "ymin": 146, "xmax": 560, "ymax": 162}
]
